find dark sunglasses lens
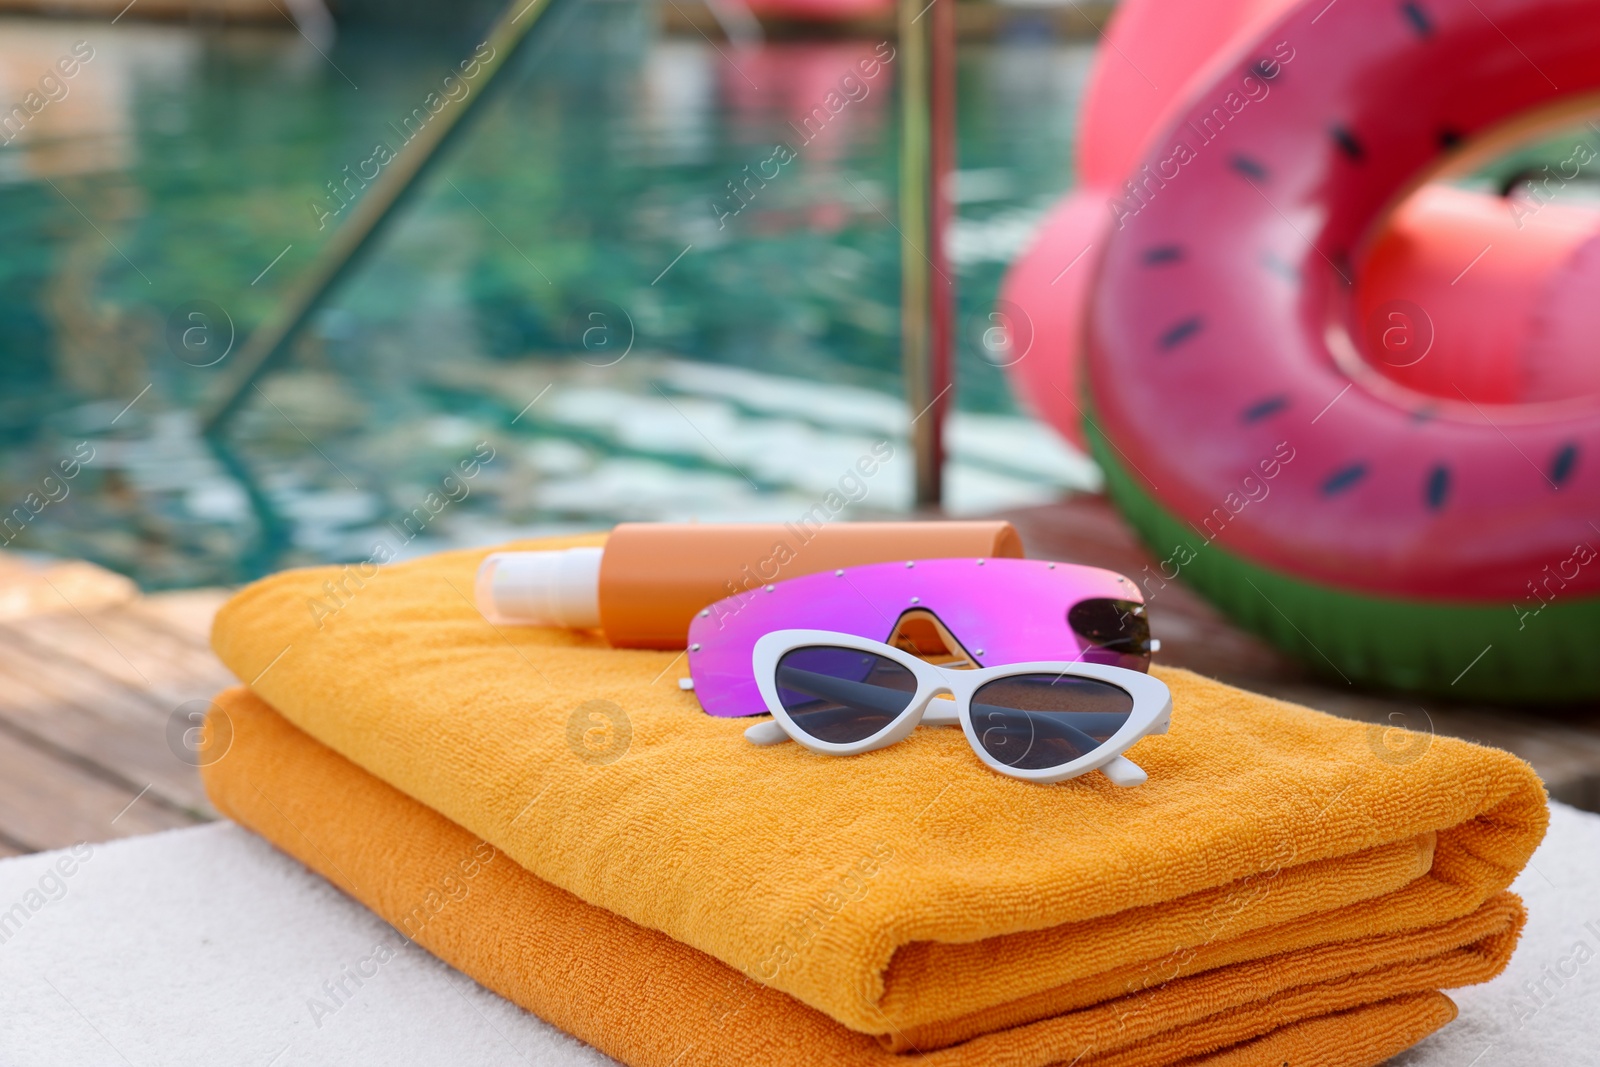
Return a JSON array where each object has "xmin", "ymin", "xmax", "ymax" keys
[
  {"xmin": 969, "ymin": 674, "xmax": 1134, "ymax": 770},
  {"xmin": 1068, "ymin": 598, "xmax": 1154, "ymax": 670},
  {"xmin": 775, "ymin": 646, "xmax": 918, "ymax": 744}
]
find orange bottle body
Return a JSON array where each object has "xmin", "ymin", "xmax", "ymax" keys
[{"xmin": 597, "ymin": 521, "xmax": 1023, "ymax": 648}]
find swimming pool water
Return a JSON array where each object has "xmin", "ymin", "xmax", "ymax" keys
[{"xmin": 0, "ymin": 7, "xmax": 1098, "ymax": 588}]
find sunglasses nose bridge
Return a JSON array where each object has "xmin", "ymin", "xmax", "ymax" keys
[{"xmin": 907, "ymin": 661, "xmax": 958, "ymax": 699}]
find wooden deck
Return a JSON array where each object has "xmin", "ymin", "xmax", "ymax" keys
[
  {"xmin": 0, "ymin": 557, "xmax": 233, "ymax": 856},
  {"xmin": 2, "ymin": 498, "xmax": 1598, "ymax": 856}
]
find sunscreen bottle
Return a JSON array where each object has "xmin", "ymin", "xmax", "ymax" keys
[{"xmin": 475, "ymin": 521, "xmax": 1023, "ymax": 648}]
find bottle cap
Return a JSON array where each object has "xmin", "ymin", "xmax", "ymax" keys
[{"xmin": 474, "ymin": 547, "xmax": 603, "ymax": 628}]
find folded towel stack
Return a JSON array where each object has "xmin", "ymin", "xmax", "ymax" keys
[{"xmin": 201, "ymin": 535, "xmax": 1549, "ymax": 1066}]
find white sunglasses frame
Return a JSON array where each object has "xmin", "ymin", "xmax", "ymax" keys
[{"xmin": 743, "ymin": 629, "xmax": 1173, "ymax": 786}]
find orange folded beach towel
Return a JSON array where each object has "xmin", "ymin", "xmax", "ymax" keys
[
  {"xmin": 209, "ymin": 535, "xmax": 1549, "ymax": 1040},
  {"xmin": 203, "ymin": 690, "xmax": 1523, "ymax": 1067}
]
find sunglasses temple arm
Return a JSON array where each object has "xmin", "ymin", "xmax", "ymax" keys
[
  {"xmin": 1099, "ymin": 754, "xmax": 1148, "ymax": 787},
  {"xmin": 744, "ymin": 720, "xmax": 792, "ymax": 745}
]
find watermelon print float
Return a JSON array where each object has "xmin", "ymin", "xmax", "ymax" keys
[{"xmin": 1004, "ymin": 0, "xmax": 1600, "ymax": 700}]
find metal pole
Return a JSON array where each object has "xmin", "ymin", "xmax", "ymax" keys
[
  {"xmin": 199, "ymin": 0, "xmax": 563, "ymax": 438},
  {"xmin": 898, "ymin": 0, "xmax": 955, "ymax": 509}
]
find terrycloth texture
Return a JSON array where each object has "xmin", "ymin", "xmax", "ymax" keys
[
  {"xmin": 200, "ymin": 690, "xmax": 1528, "ymax": 1067},
  {"xmin": 210, "ymin": 536, "xmax": 1550, "ymax": 1038}
]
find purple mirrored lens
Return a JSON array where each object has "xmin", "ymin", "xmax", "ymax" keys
[{"xmin": 688, "ymin": 558, "xmax": 1147, "ymax": 717}]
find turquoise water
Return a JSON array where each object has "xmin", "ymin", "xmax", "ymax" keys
[{"xmin": 0, "ymin": 8, "xmax": 1096, "ymax": 588}]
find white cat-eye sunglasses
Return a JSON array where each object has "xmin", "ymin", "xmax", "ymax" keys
[{"xmin": 742, "ymin": 629, "xmax": 1172, "ymax": 786}]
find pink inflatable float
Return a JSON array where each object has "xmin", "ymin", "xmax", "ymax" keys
[{"xmin": 1002, "ymin": 0, "xmax": 1600, "ymax": 700}]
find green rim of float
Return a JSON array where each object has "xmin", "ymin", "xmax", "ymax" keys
[{"xmin": 1084, "ymin": 421, "xmax": 1600, "ymax": 704}]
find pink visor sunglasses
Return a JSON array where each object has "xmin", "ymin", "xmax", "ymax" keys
[{"xmin": 685, "ymin": 558, "xmax": 1156, "ymax": 719}]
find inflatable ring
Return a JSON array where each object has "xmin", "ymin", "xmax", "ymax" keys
[
  {"xmin": 1079, "ymin": 0, "xmax": 1600, "ymax": 701},
  {"xmin": 1002, "ymin": 0, "xmax": 1291, "ymax": 451}
]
